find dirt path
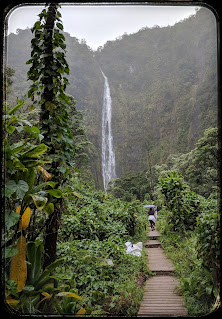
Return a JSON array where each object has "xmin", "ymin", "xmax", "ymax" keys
[{"xmin": 137, "ymin": 228, "xmax": 188, "ymax": 317}]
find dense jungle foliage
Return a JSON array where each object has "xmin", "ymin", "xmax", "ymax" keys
[
  {"xmin": 2, "ymin": 3, "xmax": 220, "ymax": 317},
  {"xmin": 6, "ymin": 7, "xmax": 217, "ymax": 188}
]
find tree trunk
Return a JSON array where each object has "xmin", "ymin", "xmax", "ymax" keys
[
  {"xmin": 43, "ymin": 198, "xmax": 64, "ymax": 268},
  {"xmin": 40, "ymin": 3, "xmax": 61, "ymax": 269}
]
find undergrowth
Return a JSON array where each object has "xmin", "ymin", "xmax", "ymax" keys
[
  {"xmin": 57, "ymin": 187, "xmax": 150, "ymax": 316},
  {"xmin": 157, "ymin": 210, "xmax": 218, "ymax": 317}
]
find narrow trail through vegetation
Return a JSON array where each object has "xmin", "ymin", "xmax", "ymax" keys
[
  {"xmin": 138, "ymin": 228, "xmax": 187, "ymax": 317},
  {"xmin": 3, "ymin": 4, "xmax": 219, "ymax": 316}
]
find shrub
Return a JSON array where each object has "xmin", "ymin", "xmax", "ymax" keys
[
  {"xmin": 159, "ymin": 171, "xmax": 189, "ymax": 232},
  {"xmin": 159, "ymin": 171, "xmax": 207, "ymax": 232},
  {"xmin": 195, "ymin": 192, "xmax": 220, "ymax": 293}
]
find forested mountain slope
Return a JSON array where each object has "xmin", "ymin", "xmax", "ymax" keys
[
  {"xmin": 6, "ymin": 7, "xmax": 217, "ymax": 188},
  {"xmin": 96, "ymin": 8, "xmax": 217, "ymax": 177}
]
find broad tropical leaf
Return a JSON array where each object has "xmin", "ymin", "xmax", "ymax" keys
[
  {"xmin": 27, "ymin": 194, "xmax": 48, "ymax": 210},
  {"xmin": 8, "ymin": 100, "xmax": 26, "ymax": 115},
  {"xmin": 21, "ymin": 144, "xmax": 47, "ymax": 159},
  {"xmin": 6, "ymin": 296, "xmax": 20, "ymax": 306},
  {"xmin": 4, "ymin": 247, "xmax": 19, "ymax": 258},
  {"xmin": 56, "ymin": 291, "xmax": 82, "ymax": 300},
  {"xmin": 5, "ymin": 211, "xmax": 20, "ymax": 230},
  {"xmin": 10, "ymin": 235, "xmax": 27, "ymax": 292},
  {"xmin": 76, "ymin": 307, "xmax": 86, "ymax": 316},
  {"xmin": 46, "ymin": 189, "xmax": 63, "ymax": 198},
  {"xmin": 5, "ymin": 180, "xmax": 17, "ymax": 197},
  {"xmin": 20, "ymin": 207, "xmax": 31, "ymax": 230},
  {"xmin": 16, "ymin": 180, "xmax": 29, "ymax": 199}
]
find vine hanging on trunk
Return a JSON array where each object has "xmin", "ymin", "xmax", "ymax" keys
[{"xmin": 26, "ymin": 3, "xmax": 74, "ymax": 268}]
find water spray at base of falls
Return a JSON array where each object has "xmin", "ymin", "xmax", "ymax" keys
[{"xmin": 101, "ymin": 71, "xmax": 116, "ymax": 190}]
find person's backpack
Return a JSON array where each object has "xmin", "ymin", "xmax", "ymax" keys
[{"xmin": 148, "ymin": 209, "xmax": 154, "ymax": 215}]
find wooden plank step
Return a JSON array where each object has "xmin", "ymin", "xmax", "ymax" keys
[
  {"xmin": 138, "ymin": 275, "xmax": 187, "ymax": 317},
  {"xmin": 144, "ymin": 275, "xmax": 179, "ymax": 281},
  {"xmin": 147, "ymin": 247, "xmax": 176, "ymax": 273},
  {"xmin": 138, "ymin": 316, "xmax": 186, "ymax": 318},
  {"xmin": 143, "ymin": 275, "xmax": 180, "ymax": 286},
  {"xmin": 138, "ymin": 316, "xmax": 187, "ymax": 317},
  {"xmin": 143, "ymin": 293, "xmax": 183, "ymax": 298},
  {"xmin": 147, "ymin": 230, "xmax": 160, "ymax": 238},
  {"xmin": 141, "ymin": 298, "xmax": 185, "ymax": 302},
  {"xmin": 145, "ymin": 240, "xmax": 161, "ymax": 248},
  {"xmin": 139, "ymin": 308, "xmax": 187, "ymax": 311},
  {"xmin": 138, "ymin": 308, "xmax": 187, "ymax": 316},
  {"xmin": 143, "ymin": 288, "xmax": 181, "ymax": 292},
  {"xmin": 138, "ymin": 231, "xmax": 187, "ymax": 317},
  {"xmin": 138, "ymin": 311, "xmax": 187, "ymax": 316},
  {"xmin": 139, "ymin": 315, "xmax": 187, "ymax": 317},
  {"xmin": 140, "ymin": 298, "xmax": 185, "ymax": 304}
]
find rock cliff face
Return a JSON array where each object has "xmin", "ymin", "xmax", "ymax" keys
[{"xmin": 6, "ymin": 7, "xmax": 218, "ymax": 188}]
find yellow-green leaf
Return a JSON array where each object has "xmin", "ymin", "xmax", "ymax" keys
[
  {"xmin": 10, "ymin": 235, "xmax": 27, "ymax": 292},
  {"xmin": 73, "ymin": 192, "xmax": 81, "ymax": 198},
  {"xmin": 76, "ymin": 307, "xmax": 86, "ymax": 316},
  {"xmin": 6, "ymin": 296, "xmax": 20, "ymax": 306},
  {"xmin": 8, "ymin": 100, "xmax": 26, "ymax": 115},
  {"xmin": 41, "ymin": 292, "xmax": 52, "ymax": 299},
  {"xmin": 46, "ymin": 189, "xmax": 63, "ymax": 198},
  {"xmin": 56, "ymin": 292, "xmax": 82, "ymax": 300},
  {"xmin": 28, "ymin": 194, "xmax": 48, "ymax": 210},
  {"xmin": 45, "ymin": 101, "xmax": 55, "ymax": 112},
  {"xmin": 16, "ymin": 205, "xmax": 21, "ymax": 214},
  {"xmin": 44, "ymin": 203, "xmax": 54, "ymax": 215},
  {"xmin": 20, "ymin": 207, "xmax": 31, "ymax": 230},
  {"xmin": 21, "ymin": 144, "xmax": 47, "ymax": 158}
]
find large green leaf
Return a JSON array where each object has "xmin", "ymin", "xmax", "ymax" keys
[
  {"xmin": 27, "ymin": 242, "xmax": 43, "ymax": 285},
  {"xmin": 27, "ymin": 242, "xmax": 36, "ymax": 284},
  {"xmin": 45, "ymin": 257, "xmax": 64, "ymax": 273},
  {"xmin": 24, "ymin": 126, "xmax": 43, "ymax": 140},
  {"xmin": 8, "ymin": 100, "xmax": 26, "ymax": 115},
  {"xmin": 5, "ymin": 180, "xmax": 17, "ymax": 197},
  {"xmin": 21, "ymin": 144, "xmax": 47, "ymax": 159},
  {"xmin": 13, "ymin": 158, "xmax": 25, "ymax": 169},
  {"xmin": 25, "ymin": 167, "xmax": 36, "ymax": 191},
  {"xmin": 56, "ymin": 291, "xmax": 82, "ymax": 300},
  {"xmin": 5, "ymin": 179, "xmax": 29, "ymax": 199},
  {"xmin": 6, "ymin": 125, "xmax": 15, "ymax": 135},
  {"xmin": 46, "ymin": 189, "xmax": 63, "ymax": 198},
  {"xmin": 56, "ymin": 22, "xmax": 63, "ymax": 30},
  {"xmin": 4, "ymin": 247, "xmax": 19, "ymax": 258},
  {"xmin": 5, "ymin": 211, "xmax": 20, "ymax": 230},
  {"xmin": 16, "ymin": 180, "xmax": 29, "ymax": 199},
  {"xmin": 31, "ymin": 181, "xmax": 55, "ymax": 194},
  {"xmin": 44, "ymin": 202, "xmax": 54, "ymax": 215},
  {"xmin": 27, "ymin": 194, "xmax": 48, "ymax": 210},
  {"xmin": 35, "ymin": 243, "xmax": 43, "ymax": 281},
  {"xmin": 20, "ymin": 159, "xmax": 45, "ymax": 168},
  {"xmin": 11, "ymin": 141, "xmax": 28, "ymax": 154}
]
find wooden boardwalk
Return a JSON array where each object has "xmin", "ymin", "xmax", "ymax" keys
[{"xmin": 138, "ymin": 228, "xmax": 187, "ymax": 317}]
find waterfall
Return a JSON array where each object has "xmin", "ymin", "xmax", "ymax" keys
[{"xmin": 101, "ymin": 71, "xmax": 116, "ymax": 190}]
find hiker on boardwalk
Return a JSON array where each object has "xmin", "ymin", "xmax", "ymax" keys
[{"xmin": 148, "ymin": 207, "xmax": 157, "ymax": 231}]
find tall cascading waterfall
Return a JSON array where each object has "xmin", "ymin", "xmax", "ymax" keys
[{"xmin": 101, "ymin": 71, "xmax": 116, "ymax": 190}]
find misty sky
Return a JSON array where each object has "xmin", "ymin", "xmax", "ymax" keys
[{"xmin": 6, "ymin": 4, "xmax": 199, "ymax": 50}]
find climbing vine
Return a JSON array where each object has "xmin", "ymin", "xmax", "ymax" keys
[
  {"xmin": 26, "ymin": 3, "xmax": 74, "ymax": 173},
  {"xmin": 26, "ymin": 3, "xmax": 74, "ymax": 267}
]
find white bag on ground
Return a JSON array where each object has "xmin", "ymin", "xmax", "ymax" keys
[
  {"xmin": 104, "ymin": 259, "xmax": 114, "ymax": 265},
  {"xmin": 125, "ymin": 241, "xmax": 142, "ymax": 257}
]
